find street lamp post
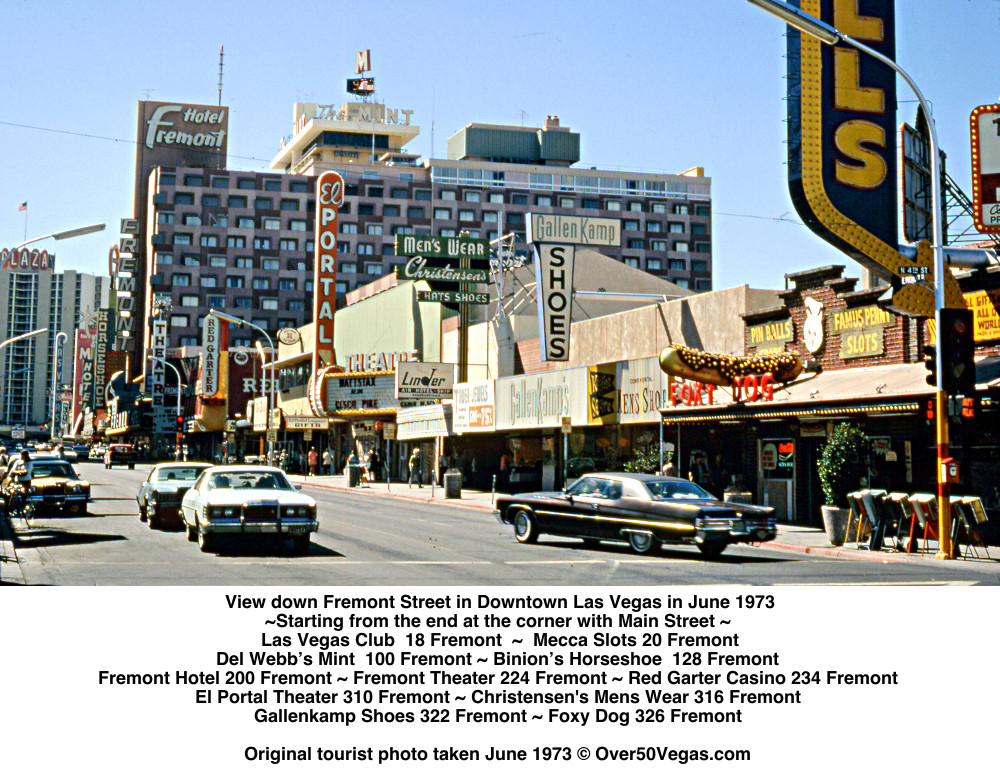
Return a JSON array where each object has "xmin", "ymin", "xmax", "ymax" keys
[
  {"xmin": 147, "ymin": 355, "xmax": 183, "ymax": 460},
  {"xmin": 1, "ymin": 223, "xmax": 106, "ymax": 267},
  {"xmin": 748, "ymin": 0, "xmax": 953, "ymax": 557},
  {"xmin": 209, "ymin": 309, "xmax": 276, "ymax": 466},
  {"xmin": 50, "ymin": 332, "xmax": 68, "ymax": 441}
]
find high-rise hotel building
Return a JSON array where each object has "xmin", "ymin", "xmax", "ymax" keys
[{"xmin": 139, "ymin": 100, "xmax": 711, "ymax": 355}]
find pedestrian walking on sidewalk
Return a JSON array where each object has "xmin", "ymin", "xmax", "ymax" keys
[
  {"xmin": 307, "ymin": 447, "xmax": 318, "ymax": 477},
  {"xmin": 408, "ymin": 447, "xmax": 422, "ymax": 488},
  {"xmin": 323, "ymin": 447, "xmax": 333, "ymax": 475}
]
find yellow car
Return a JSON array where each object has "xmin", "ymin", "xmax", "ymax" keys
[{"xmin": 2, "ymin": 457, "xmax": 91, "ymax": 516}]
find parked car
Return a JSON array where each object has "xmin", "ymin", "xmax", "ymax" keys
[
  {"xmin": 72, "ymin": 444, "xmax": 90, "ymax": 461},
  {"xmin": 137, "ymin": 462, "xmax": 214, "ymax": 530},
  {"xmin": 180, "ymin": 465, "xmax": 318, "ymax": 554},
  {"xmin": 1, "ymin": 456, "xmax": 90, "ymax": 515},
  {"xmin": 104, "ymin": 444, "xmax": 136, "ymax": 470},
  {"xmin": 495, "ymin": 472, "xmax": 777, "ymax": 558}
]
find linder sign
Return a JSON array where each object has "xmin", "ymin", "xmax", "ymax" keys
[{"xmin": 785, "ymin": 0, "xmax": 961, "ymax": 316}]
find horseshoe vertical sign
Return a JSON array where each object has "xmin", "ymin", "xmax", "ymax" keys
[{"xmin": 311, "ymin": 170, "xmax": 344, "ymax": 414}]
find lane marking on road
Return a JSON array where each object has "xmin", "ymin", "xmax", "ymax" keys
[{"xmin": 503, "ymin": 559, "xmax": 611, "ymax": 565}]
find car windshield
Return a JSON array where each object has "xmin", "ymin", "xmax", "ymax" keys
[
  {"xmin": 206, "ymin": 471, "xmax": 291, "ymax": 491},
  {"xmin": 31, "ymin": 463, "xmax": 76, "ymax": 479},
  {"xmin": 645, "ymin": 479, "xmax": 716, "ymax": 500},
  {"xmin": 154, "ymin": 466, "xmax": 207, "ymax": 481}
]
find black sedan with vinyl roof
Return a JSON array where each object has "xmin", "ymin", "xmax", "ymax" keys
[{"xmin": 495, "ymin": 472, "xmax": 777, "ymax": 558}]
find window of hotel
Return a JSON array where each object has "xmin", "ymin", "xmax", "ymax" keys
[
  {"xmin": 209, "ymin": 213, "xmax": 227, "ymax": 227},
  {"xmin": 483, "ymin": 211, "xmax": 499, "ymax": 223},
  {"xmin": 183, "ymin": 174, "xmax": 203, "ymax": 186},
  {"xmin": 264, "ymin": 179, "xmax": 281, "ymax": 192},
  {"xmin": 200, "ymin": 235, "xmax": 219, "ymax": 247},
  {"xmin": 675, "ymin": 279, "xmax": 690, "ymax": 289},
  {"xmin": 696, "ymin": 279, "xmax": 712, "ymax": 291},
  {"xmin": 233, "ymin": 217, "xmax": 251, "ymax": 229},
  {"xmin": 651, "ymin": 240, "xmax": 668, "ymax": 252},
  {"xmin": 391, "ymin": 188, "xmax": 408, "ymax": 199},
  {"xmin": 512, "ymin": 193, "xmax": 528, "ymax": 205},
  {"xmin": 383, "ymin": 204, "xmax": 400, "ymax": 217},
  {"xmin": 337, "ymin": 241, "xmax": 350, "ymax": 253},
  {"xmin": 155, "ymin": 252, "xmax": 173, "ymax": 266},
  {"xmin": 237, "ymin": 178, "xmax": 255, "ymax": 189},
  {"xmin": 605, "ymin": 199, "xmax": 621, "ymax": 211},
  {"xmin": 262, "ymin": 298, "xmax": 278, "ymax": 310},
  {"xmin": 673, "ymin": 241, "xmax": 690, "ymax": 252},
  {"xmin": 440, "ymin": 189, "xmax": 457, "ymax": 201},
  {"xmin": 184, "ymin": 214, "xmax": 202, "ymax": 226},
  {"xmin": 623, "ymin": 219, "xmax": 639, "ymax": 231},
  {"xmin": 262, "ymin": 217, "xmax": 280, "ymax": 230},
  {"xmin": 202, "ymin": 194, "xmax": 220, "ymax": 207},
  {"xmin": 289, "ymin": 219, "xmax": 307, "ymax": 232},
  {"xmin": 627, "ymin": 239, "xmax": 644, "ymax": 249},
  {"xmin": 366, "ymin": 224, "xmax": 383, "ymax": 235},
  {"xmin": 434, "ymin": 208, "xmax": 451, "ymax": 220},
  {"xmin": 341, "ymin": 262, "xmax": 357, "ymax": 274},
  {"xmin": 280, "ymin": 198, "xmax": 298, "ymax": 211},
  {"xmin": 158, "ymin": 213, "xmax": 175, "ymax": 225},
  {"xmin": 668, "ymin": 259, "xmax": 685, "ymax": 270},
  {"xmin": 279, "ymin": 239, "xmax": 297, "ymax": 251},
  {"xmin": 262, "ymin": 258, "xmax": 280, "ymax": 270},
  {"xmin": 582, "ymin": 198, "xmax": 599, "ymax": 209},
  {"xmin": 226, "ymin": 276, "xmax": 244, "ymax": 288},
  {"xmin": 673, "ymin": 204, "xmax": 690, "ymax": 215},
  {"xmin": 227, "ymin": 236, "xmax": 245, "ymax": 248},
  {"xmin": 407, "ymin": 206, "xmax": 425, "ymax": 219},
  {"xmin": 304, "ymin": 281, "xmax": 313, "ymax": 292},
  {"xmin": 414, "ymin": 190, "xmax": 432, "ymax": 201},
  {"xmin": 489, "ymin": 193, "xmax": 505, "ymax": 204},
  {"xmin": 691, "ymin": 223, "xmax": 707, "ymax": 235},
  {"xmin": 336, "ymin": 283, "xmax": 347, "ymax": 294},
  {"xmin": 252, "ymin": 277, "xmax": 269, "ymax": 290},
  {"xmin": 624, "ymin": 257, "xmax": 640, "ymax": 268},
  {"xmin": 651, "ymin": 202, "xmax": 667, "ymax": 213},
  {"xmin": 463, "ymin": 191, "xmax": 481, "ymax": 202},
  {"xmin": 173, "ymin": 233, "xmax": 192, "ymax": 245},
  {"xmin": 277, "ymin": 279, "xmax": 296, "ymax": 292},
  {"xmin": 170, "ymin": 315, "xmax": 189, "ymax": 328},
  {"xmin": 359, "ymin": 204, "xmax": 375, "ymax": 216},
  {"xmin": 254, "ymin": 197, "xmax": 272, "ymax": 210},
  {"xmin": 340, "ymin": 223, "xmax": 357, "ymax": 234},
  {"xmin": 696, "ymin": 242, "xmax": 711, "ymax": 254},
  {"xmin": 668, "ymin": 222, "xmax": 685, "ymax": 233},
  {"xmin": 368, "ymin": 187, "xmax": 383, "ymax": 198},
  {"xmin": 366, "ymin": 263, "xmax": 382, "ymax": 276},
  {"xmin": 696, "ymin": 205, "xmax": 710, "ymax": 216},
  {"xmin": 290, "ymin": 181, "xmax": 308, "ymax": 193},
  {"xmin": 628, "ymin": 202, "xmax": 643, "ymax": 212},
  {"xmin": 647, "ymin": 258, "xmax": 662, "ymax": 271},
  {"xmin": 228, "ymin": 196, "xmax": 247, "ymax": 208},
  {"xmin": 208, "ymin": 295, "xmax": 225, "ymax": 308},
  {"xmin": 159, "ymin": 174, "xmax": 175, "ymax": 185},
  {"xmin": 439, "ymin": 228, "xmax": 456, "ymax": 237},
  {"xmin": 200, "ymin": 275, "xmax": 217, "ymax": 287},
  {"xmin": 393, "ymin": 225, "xmax": 414, "ymax": 235},
  {"xmin": 211, "ymin": 176, "xmax": 228, "ymax": 188},
  {"xmin": 234, "ymin": 297, "xmax": 252, "ymax": 309},
  {"xmin": 171, "ymin": 273, "xmax": 191, "ymax": 286},
  {"xmin": 558, "ymin": 197, "xmax": 574, "ymax": 208},
  {"xmin": 181, "ymin": 254, "xmax": 199, "ymax": 266},
  {"xmin": 647, "ymin": 220, "xmax": 661, "ymax": 232},
  {"xmin": 458, "ymin": 209, "xmax": 475, "ymax": 221},
  {"xmin": 253, "ymin": 237, "xmax": 271, "ymax": 250},
  {"xmin": 208, "ymin": 255, "xmax": 226, "ymax": 267},
  {"xmin": 232, "ymin": 338, "xmax": 252, "ymax": 347},
  {"xmin": 174, "ymin": 193, "xmax": 194, "ymax": 205},
  {"xmin": 305, "ymin": 240, "xmax": 314, "ymax": 252},
  {"xmin": 357, "ymin": 243, "xmax": 374, "ymax": 255},
  {"xmin": 692, "ymin": 260, "xmax": 708, "ymax": 272},
  {"xmin": 535, "ymin": 195, "xmax": 552, "ymax": 207}
]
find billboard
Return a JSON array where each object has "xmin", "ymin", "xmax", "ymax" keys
[
  {"xmin": 347, "ymin": 77, "xmax": 375, "ymax": 95},
  {"xmin": 970, "ymin": 103, "xmax": 1000, "ymax": 233}
]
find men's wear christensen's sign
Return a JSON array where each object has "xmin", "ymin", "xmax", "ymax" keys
[
  {"xmin": 395, "ymin": 362, "xmax": 455, "ymax": 400},
  {"xmin": 533, "ymin": 243, "xmax": 575, "ymax": 362}
]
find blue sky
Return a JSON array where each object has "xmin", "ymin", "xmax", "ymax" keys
[{"xmin": 2, "ymin": 0, "xmax": 998, "ymax": 291}]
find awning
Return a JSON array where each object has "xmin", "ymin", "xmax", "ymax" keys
[{"xmin": 395, "ymin": 404, "xmax": 453, "ymax": 440}]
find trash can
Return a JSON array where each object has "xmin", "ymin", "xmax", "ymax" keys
[
  {"xmin": 348, "ymin": 464, "xmax": 362, "ymax": 487},
  {"xmin": 444, "ymin": 469, "xmax": 463, "ymax": 499}
]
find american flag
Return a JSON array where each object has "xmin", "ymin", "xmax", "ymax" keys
[{"xmin": 17, "ymin": 201, "xmax": 26, "ymax": 211}]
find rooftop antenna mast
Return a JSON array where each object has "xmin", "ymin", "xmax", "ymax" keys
[{"xmin": 217, "ymin": 45, "xmax": 224, "ymax": 106}]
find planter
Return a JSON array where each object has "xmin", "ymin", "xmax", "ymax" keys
[{"xmin": 821, "ymin": 506, "xmax": 850, "ymax": 547}]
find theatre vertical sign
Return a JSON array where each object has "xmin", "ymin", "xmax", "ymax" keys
[{"xmin": 310, "ymin": 171, "xmax": 344, "ymax": 415}]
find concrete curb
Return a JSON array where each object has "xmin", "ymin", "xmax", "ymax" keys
[{"xmin": 0, "ymin": 513, "xmax": 26, "ymax": 585}]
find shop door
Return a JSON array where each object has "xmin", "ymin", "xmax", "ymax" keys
[{"xmin": 759, "ymin": 439, "xmax": 795, "ymax": 522}]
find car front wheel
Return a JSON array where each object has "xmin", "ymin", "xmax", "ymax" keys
[
  {"xmin": 513, "ymin": 510, "xmax": 538, "ymax": 544},
  {"xmin": 628, "ymin": 531, "xmax": 659, "ymax": 554},
  {"xmin": 697, "ymin": 540, "xmax": 728, "ymax": 558}
]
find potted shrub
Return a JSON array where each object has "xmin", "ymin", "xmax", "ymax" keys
[{"xmin": 817, "ymin": 423, "xmax": 869, "ymax": 545}]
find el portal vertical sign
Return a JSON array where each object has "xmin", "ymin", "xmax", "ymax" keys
[{"xmin": 311, "ymin": 171, "xmax": 344, "ymax": 414}]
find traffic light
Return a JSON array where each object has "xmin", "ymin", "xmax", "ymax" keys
[
  {"xmin": 175, "ymin": 415, "xmax": 184, "ymax": 435},
  {"xmin": 925, "ymin": 398, "xmax": 935, "ymax": 422},
  {"xmin": 923, "ymin": 345, "xmax": 937, "ymax": 388},
  {"xmin": 940, "ymin": 308, "xmax": 976, "ymax": 394}
]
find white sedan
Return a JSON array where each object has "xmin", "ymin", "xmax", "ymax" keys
[{"xmin": 180, "ymin": 465, "xmax": 318, "ymax": 554}]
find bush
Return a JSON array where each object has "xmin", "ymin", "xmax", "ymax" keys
[{"xmin": 817, "ymin": 423, "xmax": 869, "ymax": 507}]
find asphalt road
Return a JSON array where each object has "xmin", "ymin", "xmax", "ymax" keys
[{"xmin": 7, "ymin": 460, "xmax": 998, "ymax": 586}]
